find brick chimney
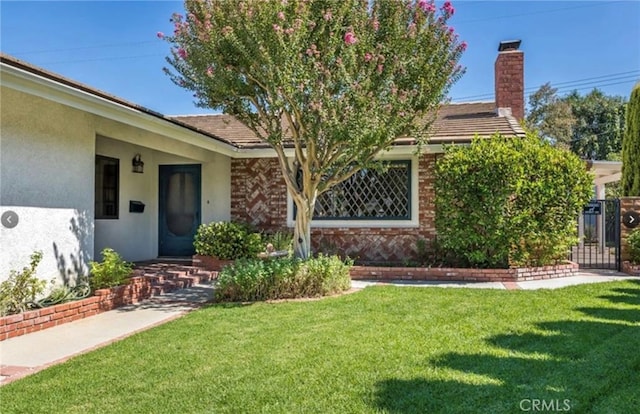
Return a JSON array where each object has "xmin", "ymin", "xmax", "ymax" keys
[{"xmin": 495, "ymin": 40, "xmax": 524, "ymax": 120}]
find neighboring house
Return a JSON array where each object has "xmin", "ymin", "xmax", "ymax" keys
[{"xmin": 0, "ymin": 40, "xmax": 525, "ymax": 283}]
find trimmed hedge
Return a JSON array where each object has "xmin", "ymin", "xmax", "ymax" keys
[
  {"xmin": 214, "ymin": 255, "xmax": 352, "ymax": 302},
  {"xmin": 628, "ymin": 228, "xmax": 640, "ymax": 264},
  {"xmin": 435, "ymin": 131, "xmax": 593, "ymax": 268},
  {"xmin": 194, "ymin": 221, "xmax": 263, "ymax": 260}
]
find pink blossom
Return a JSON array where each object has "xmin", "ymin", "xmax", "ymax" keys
[
  {"xmin": 344, "ymin": 31, "xmax": 357, "ymax": 45},
  {"xmin": 460, "ymin": 41, "xmax": 468, "ymax": 51},
  {"xmin": 177, "ymin": 48, "xmax": 188, "ymax": 59},
  {"xmin": 377, "ymin": 64, "xmax": 384, "ymax": 74},
  {"xmin": 284, "ymin": 28, "xmax": 294, "ymax": 35},
  {"xmin": 277, "ymin": 11, "xmax": 285, "ymax": 21},
  {"xmin": 273, "ymin": 24, "xmax": 282, "ymax": 33},
  {"xmin": 323, "ymin": 10, "xmax": 332, "ymax": 21},
  {"xmin": 442, "ymin": 1, "xmax": 455, "ymax": 16},
  {"xmin": 221, "ymin": 26, "xmax": 233, "ymax": 35},
  {"xmin": 418, "ymin": 0, "xmax": 435, "ymax": 13},
  {"xmin": 448, "ymin": 26, "xmax": 455, "ymax": 35},
  {"xmin": 156, "ymin": 31, "xmax": 164, "ymax": 39},
  {"xmin": 206, "ymin": 66, "xmax": 214, "ymax": 77},
  {"xmin": 364, "ymin": 53, "xmax": 373, "ymax": 62}
]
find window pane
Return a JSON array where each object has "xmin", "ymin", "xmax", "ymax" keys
[
  {"xmin": 165, "ymin": 172, "xmax": 196, "ymax": 236},
  {"xmin": 95, "ymin": 155, "xmax": 119, "ymax": 219},
  {"xmin": 312, "ymin": 161, "xmax": 411, "ymax": 220}
]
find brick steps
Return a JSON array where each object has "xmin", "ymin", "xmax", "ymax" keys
[{"xmin": 133, "ymin": 264, "xmax": 217, "ymax": 296}]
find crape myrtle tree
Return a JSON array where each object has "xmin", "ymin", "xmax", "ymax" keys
[{"xmin": 162, "ymin": 0, "xmax": 466, "ymax": 259}]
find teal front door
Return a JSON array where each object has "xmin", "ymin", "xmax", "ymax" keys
[{"xmin": 159, "ymin": 164, "xmax": 201, "ymax": 256}]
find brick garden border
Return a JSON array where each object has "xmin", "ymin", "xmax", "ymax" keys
[
  {"xmin": 0, "ymin": 276, "xmax": 152, "ymax": 342},
  {"xmin": 349, "ymin": 262, "xmax": 579, "ymax": 282},
  {"xmin": 622, "ymin": 261, "xmax": 640, "ymax": 276}
]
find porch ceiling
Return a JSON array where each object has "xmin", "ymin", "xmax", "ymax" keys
[{"xmin": 589, "ymin": 160, "xmax": 623, "ymax": 185}]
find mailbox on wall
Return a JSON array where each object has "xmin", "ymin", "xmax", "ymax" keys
[{"xmin": 129, "ymin": 201, "xmax": 145, "ymax": 213}]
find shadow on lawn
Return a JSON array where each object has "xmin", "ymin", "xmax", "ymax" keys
[{"xmin": 372, "ymin": 281, "xmax": 640, "ymax": 414}]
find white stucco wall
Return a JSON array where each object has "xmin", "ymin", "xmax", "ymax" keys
[
  {"xmin": 1, "ymin": 88, "xmax": 95, "ymax": 285},
  {"xmin": 94, "ymin": 136, "xmax": 230, "ymax": 262},
  {"xmin": 1, "ymin": 85, "xmax": 232, "ymax": 284}
]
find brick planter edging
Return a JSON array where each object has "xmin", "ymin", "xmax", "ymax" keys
[
  {"xmin": 622, "ymin": 261, "xmax": 640, "ymax": 276},
  {"xmin": 349, "ymin": 262, "xmax": 579, "ymax": 282},
  {"xmin": 0, "ymin": 276, "xmax": 152, "ymax": 342}
]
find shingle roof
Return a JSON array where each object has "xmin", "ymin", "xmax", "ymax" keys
[
  {"xmin": 0, "ymin": 53, "xmax": 236, "ymax": 148},
  {"xmin": 2, "ymin": 52, "xmax": 525, "ymax": 153},
  {"xmin": 173, "ymin": 102, "xmax": 526, "ymax": 149}
]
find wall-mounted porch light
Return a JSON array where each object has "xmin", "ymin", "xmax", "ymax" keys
[{"xmin": 132, "ymin": 154, "xmax": 144, "ymax": 173}]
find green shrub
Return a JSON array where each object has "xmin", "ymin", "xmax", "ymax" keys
[
  {"xmin": 215, "ymin": 254, "xmax": 352, "ymax": 302},
  {"xmin": 0, "ymin": 251, "xmax": 46, "ymax": 316},
  {"xmin": 435, "ymin": 131, "xmax": 593, "ymax": 268},
  {"xmin": 89, "ymin": 248, "xmax": 133, "ymax": 290},
  {"xmin": 628, "ymin": 229, "xmax": 640, "ymax": 264},
  {"xmin": 194, "ymin": 221, "xmax": 263, "ymax": 260}
]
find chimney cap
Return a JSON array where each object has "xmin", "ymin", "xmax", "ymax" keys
[{"xmin": 498, "ymin": 40, "xmax": 521, "ymax": 52}]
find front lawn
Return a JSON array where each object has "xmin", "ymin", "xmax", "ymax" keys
[{"xmin": 2, "ymin": 281, "xmax": 639, "ymax": 413}]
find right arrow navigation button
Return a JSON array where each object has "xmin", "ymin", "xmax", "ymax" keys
[{"xmin": 623, "ymin": 210, "xmax": 640, "ymax": 229}]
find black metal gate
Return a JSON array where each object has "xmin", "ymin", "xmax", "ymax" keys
[{"xmin": 570, "ymin": 199, "xmax": 621, "ymax": 270}]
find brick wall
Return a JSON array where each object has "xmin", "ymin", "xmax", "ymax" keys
[
  {"xmin": 620, "ymin": 197, "xmax": 640, "ymax": 262},
  {"xmin": 230, "ymin": 156, "xmax": 438, "ymax": 263},
  {"xmin": 0, "ymin": 276, "xmax": 153, "ymax": 341},
  {"xmin": 350, "ymin": 262, "xmax": 578, "ymax": 282},
  {"xmin": 495, "ymin": 49, "xmax": 524, "ymax": 120}
]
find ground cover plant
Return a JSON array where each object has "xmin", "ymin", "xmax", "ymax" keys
[
  {"xmin": 2, "ymin": 280, "xmax": 639, "ymax": 413},
  {"xmin": 215, "ymin": 254, "xmax": 352, "ymax": 301}
]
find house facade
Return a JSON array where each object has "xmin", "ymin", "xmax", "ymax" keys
[{"xmin": 0, "ymin": 41, "xmax": 525, "ymax": 283}]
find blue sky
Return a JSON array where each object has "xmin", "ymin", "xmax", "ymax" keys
[{"xmin": 1, "ymin": 1, "xmax": 639, "ymax": 116}]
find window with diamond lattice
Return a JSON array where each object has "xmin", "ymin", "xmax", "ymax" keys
[{"xmin": 306, "ymin": 161, "xmax": 411, "ymax": 220}]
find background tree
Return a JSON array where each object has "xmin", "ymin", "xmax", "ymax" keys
[
  {"xmin": 525, "ymin": 83, "xmax": 575, "ymax": 149},
  {"xmin": 525, "ymin": 86, "xmax": 627, "ymax": 161},
  {"xmin": 565, "ymin": 89, "xmax": 626, "ymax": 160},
  {"xmin": 622, "ymin": 82, "xmax": 640, "ymax": 196},
  {"xmin": 163, "ymin": 0, "xmax": 465, "ymax": 258}
]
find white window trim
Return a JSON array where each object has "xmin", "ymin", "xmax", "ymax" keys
[{"xmin": 286, "ymin": 154, "xmax": 420, "ymax": 228}]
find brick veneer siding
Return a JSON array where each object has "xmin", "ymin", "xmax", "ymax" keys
[
  {"xmin": 230, "ymin": 156, "xmax": 437, "ymax": 263},
  {"xmin": 0, "ymin": 276, "xmax": 152, "ymax": 341},
  {"xmin": 620, "ymin": 197, "xmax": 640, "ymax": 263},
  {"xmin": 350, "ymin": 262, "xmax": 578, "ymax": 282}
]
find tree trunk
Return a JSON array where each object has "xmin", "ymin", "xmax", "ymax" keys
[{"xmin": 292, "ymin": 200, "xmax": 313, "ymax": 259}]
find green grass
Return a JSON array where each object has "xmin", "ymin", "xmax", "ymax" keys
[{"xmin": 2, "ymin": 281, "xmax": 639, "ymax": 413}]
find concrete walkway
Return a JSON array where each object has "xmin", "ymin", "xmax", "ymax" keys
[
  {"xmin": 0, "ymin": 283, "xmax": 214, "ymax": 385},
  {"xmin": 1, "ymin": 270, "xmax": 638, "ymax": 386}
]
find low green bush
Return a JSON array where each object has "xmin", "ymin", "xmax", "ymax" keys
[
  {"xmin": 215, "ymin": 254, "xmax": 352, "ymax": 302},
  {"xmin": 89, "ymin": 248, "xmax": 133, "ymax": 290},
  {"xmin": 194, "ymin": 221, "xmax": 263, "ymax": 260},
  {"xmin": 628, "ymin": 229, "xmax": 640, "ymax": 264},
  {"xmin": 0, "ymin": 251, "xmax": 46, "ymax": 316}
]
